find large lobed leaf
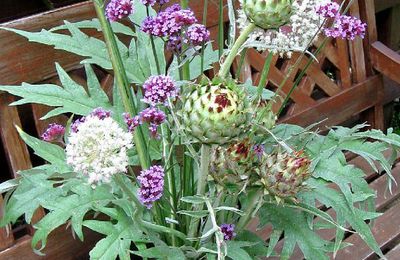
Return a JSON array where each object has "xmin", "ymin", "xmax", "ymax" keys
[{"xmin": 0, "ymin": 64, "xmax": 112, "ymax": 119}]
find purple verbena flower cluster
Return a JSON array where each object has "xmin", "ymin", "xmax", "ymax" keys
[
  {"xmin": 140, "ymin": 107, "xmax": 166, "ymax": 138},
  {"xmin": 220, "ymin": 224, "xmax": 236, "ymax": 241},
  {"xmin": 105, "ymin": 0, "xmax": 135, "ymax": 22},
  {"xmin": 317, "ymin": 1, "xmax": 366, "ymax": 40},
  {"xmin": 325, "ymin": 15, "xmax": 366, "ymax": 40},
  {"xmin": 137, "ymin": 165, "xmax": 165, "ymax": 209},
  {"xmin": 141, "ymin": 4, "xmax": 209, "ymax": 53},
  {"xmin": 142, "ymin": 75, "xmax": 178, "ymax": 105},
  {"xmin": 90, "ymin": 107, "xmax": 112, "ymax": 120},
  {"xmin": 72, "ymin": 108, "xmax": 112, "ymax": 133},
  {"xmin": 41, "ymin": 123, "xmax": 65, "ymax": 142},
  {"xmin": 185, "ymin": 24, "xmax": 210, "ymax": 46},
  {"xmin": 123, "ymin": 113, "xmax": 141, "ymax": 132},
  {"xmin": 123, "ymin": 108, "xmax": 166, "ymax": 138},
  {"xmin": 316, "ymin": 1, "xmax": 340, "ymax": 18}
]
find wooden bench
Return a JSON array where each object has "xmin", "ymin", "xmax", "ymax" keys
[{"xmin": 1, "ymin": 0, "xmax": 400, "ymax": 258}]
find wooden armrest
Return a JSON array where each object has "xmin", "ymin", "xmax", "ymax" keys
[{"xmin": 370, "ymin": 41, "xmax": 400, "ymax": 85}]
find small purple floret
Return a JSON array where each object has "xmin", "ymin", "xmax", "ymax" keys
[
  {"xmin": 220, "ymin": 224, "xmax": 236, "ymax": 241},
  {"xmin": 316, "ymin": 1, "xmax": 340, "ymax": 18},
  {"xmin": 142, "ymin": 75, "xmax": 178, "ymax": 105},
  {"xmin": 105, "ymin": 0, "xmax": 135, "ymax": 22},
  {"xmin": 123, "ymin": 113, "xmax": 141, "ymax": 132},
  {"xmin": 253, "ymin": 144, "xmax": 265, "ymax": 159},
  {"xmin": 185, "ymin": 24, "xmax": 210, "ymax": 46},
  {"xmin": 90, "ymin": 107, "xmax": 112, "ymax": 120},
  {"xmin": 140, "ymin": 107, "xmax": 166, "ymax": 138},
  {"xmin": 140, "ymin": 4, "xmax": 197, "ymax": 38},
  {"xmin": 137, "ymin": 165, "xmax": 165, "ymax": 209},
  {"xmin": 41, "ymin": 123, "xmax": 65, "ymax": 142}
]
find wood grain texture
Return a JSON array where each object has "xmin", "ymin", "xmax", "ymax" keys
[{"xmin": 281, "ymin": 75, "xmax": 383, "ymax": 128}]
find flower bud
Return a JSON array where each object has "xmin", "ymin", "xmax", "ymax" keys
[{"xmin": 243, "ymin": 0, "xmax": 294, "ymax": 29}]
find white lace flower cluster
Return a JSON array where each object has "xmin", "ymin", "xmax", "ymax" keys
[
  {"xmin": 238, "ymin": 0, "xmax": 328, "ymax": 56},
  {"xmin": 66, "ymin": 115, "xmax": 133, "ymax": 186}
]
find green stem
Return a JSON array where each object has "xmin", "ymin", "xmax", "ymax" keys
[
  {"xmin": 161, "ymin": 124, "xmax": 177, "ymax": 246},
  {"xmin": 146, "ymin": 7, "xmax": 162, "ymax": 75},
  {"xmin": 93, "ymin": 0, "xmax": 151, "ymax": 169},
  {"xmin": 180, "ymin": 0, "xmax": 190, "ymax": 80},
  {"xmin": 218, "ymin": 0, "xmax": 224, "ymax": 58},
  {"xmin": 218, "ymin": 23, "xmax": 256, "ymax": 79},
  {"xmin": 236, "ymin": 190, "xmax": 263, "ymax": 233},
  {"xmin": 200, "ymin": 0, "xmax": 209, "ymax": 73},
  {"xmin": 188, "ymin": 144, "xmax": 211, "ymax": 239},
  {"xmin": 235, "ymin": 48, "xmax": 248, "ymax": 79},
  {"xmin": 257, "ymin": 52, "xmax": 274, "ymax": 98}
]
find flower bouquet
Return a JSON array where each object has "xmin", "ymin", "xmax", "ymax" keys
[{"xmin": 0, "ymin": 0, "xmax": 398, "ymax": 259}]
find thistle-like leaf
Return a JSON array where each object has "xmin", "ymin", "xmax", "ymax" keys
[{"xmin": 0, "ymin": 64, "xmax": 112, "ymax": 119}]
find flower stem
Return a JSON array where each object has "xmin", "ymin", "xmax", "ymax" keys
[
  {"xmin": 236, "ymin": 190, "xmax": 263, "ymax": 233},
  {"xmin": 188, "ymin": 144, "xmax": 211, "ymax": 239},
  {"xmin": 146, "ymin": 6, "xmax": 162, "ymax": 75},
  {"xmin": 218, "ymin": 23, "xmax": 256, "ymax": 79},
  {"xmin": 93, "ymin": 0, "xmax": 151, "ymax": 169},
  {"xmin": 200, "ymin": 0, "xmax": 209, "ymax": 73},
  {"xmin": 180, "ymin": 0, "xmax": 190, "ymax": 80},
  {"xmin": 161, "ymin": 123, "xmax": 177, "ymax": 246},
  {"xmin": 218, "ymin": 0, "xmax": 224, "ymax": 58}
]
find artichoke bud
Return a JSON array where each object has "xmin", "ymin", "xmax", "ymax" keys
[
  {"xmin": 180, "ymin": 78, "xmax": 250, "ymax": 145},
  {"xmin": 243, "ymin": 0, "xmax": 294, "ymax": 30},
  {"xmin": 257, "ymin": 149, "xmax": 311, "ymax": 199},
  {"xmin": 209, "ymin": 140, "xmax": 256, "ymax": 192}
]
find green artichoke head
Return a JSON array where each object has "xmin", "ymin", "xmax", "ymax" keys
[
  {"xmin": 209, "ymin": 140, "xmax": 256, "ymax": 192},
  {"xmin": 243, "ymin": 0, "xmax": 294, "ymax": 30},
  {"xmin": 180, "ymin": 78, "xmax": 250, "ymax": 145},
  {"xmin": 256, "ymin": 149, "xmax": 311, "ymax": 200}
]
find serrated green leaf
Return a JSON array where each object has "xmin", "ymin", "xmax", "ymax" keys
[
  {"xmin": 226, "ymin": 241, "xmax": 253, "ymax": 260},
  {"xmin": 0, "ymin": 178, "xmax": 20, "ymax": 193},
  {"xmin": 258, "ymin": 203, "xmax": 330, "ymax": 260},
  {"xmin": 16, "ymin": 127, "xmax": 68, "ymax": 169},
  {"xmin": 0, "ymin": 22, "xmax": 147, "ymax": 83},
  {"xmin": 31, "ymin": 184, "xmax": 114, "ymax": 250},
  {"xmin": 50, "ymin": 18, "xmax": 135, "ymax": 36},
  {"xmin": 306, "ymin": 178, "xmax": 385, "ymax": 259},
  {"xmin": 0, "ymin": 170, "xmax": 63, "ymax": 226},
  {"xmin": 87, "ymin": 208, "xmax": 147, "ymax": 260},
  {"xmin": 0, "ymin": 64, "xmax": 112, "ymax": 119}
]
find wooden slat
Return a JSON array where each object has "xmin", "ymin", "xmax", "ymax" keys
[
  {"xmin": 0, "ymin": 1, "xmax": 97, "ymax": 85},
  {"xmin": 281, "ymin": 75, "xmax": 383, "ymax": 128},
  {"xmin": 0, "ymin": 227, "xmax": 102, "ymax": 260},
  {"xmin": 0, "ymin": 94, "xmax": 32, "ymax": 175},
  {"xmin": 385, "ymin": 243, "xmax": 400, "ymax": 259},
  {"xmin": 370, "ymin": 41, "xmax": 400, "ymax": 85}
]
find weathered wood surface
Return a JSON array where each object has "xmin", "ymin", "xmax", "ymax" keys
[{"xmin": 370, "ymin": 41, "xmax": 400, "ymax": 85}]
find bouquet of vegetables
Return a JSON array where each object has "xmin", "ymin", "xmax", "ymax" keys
[{"xmin": 0, "ymin": 0, "xmax": 398, "ymax": 259}]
